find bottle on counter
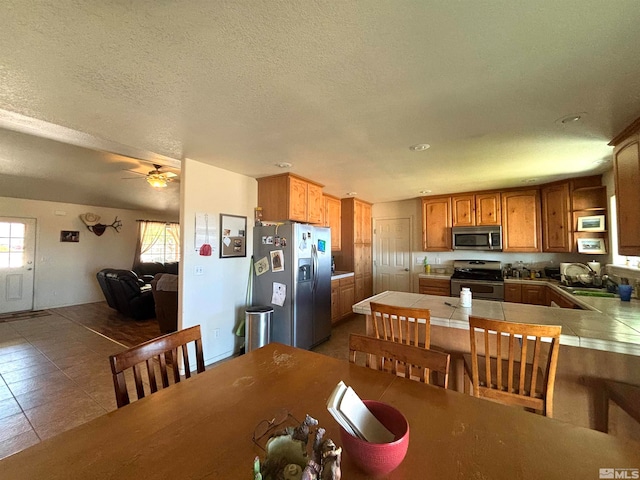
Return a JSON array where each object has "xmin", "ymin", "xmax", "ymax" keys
[
  {"xmin": 460, "ymin": 287, "xmax": 472, "ymax": 308},
  {"xmin": 424, "ymin": 257, "xmax": 430, "ymax": 274}
]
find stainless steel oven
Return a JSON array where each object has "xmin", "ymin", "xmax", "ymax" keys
[{"xmin": 450, "ymin": 260, "xmax": 504, "ymax": 301}]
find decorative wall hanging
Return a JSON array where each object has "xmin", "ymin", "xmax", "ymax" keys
[
  {"xmin": 60, "ymin": 230, "xmax": 79, "ymax": 242},
  {"xmin": 220, "ymin": 214, "xmax": 247, "ymax": 258},
  {"xmin": 79, "ymin": 213, "xmax": 123, "ymax": 236}
]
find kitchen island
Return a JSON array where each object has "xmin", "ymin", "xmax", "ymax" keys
[{"xmin": 353, "ymin": 291, "xmax": 640, "ymax": 439}]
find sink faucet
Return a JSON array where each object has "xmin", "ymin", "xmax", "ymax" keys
[{"xmin": 601, "ymin": 274, "xmax": 618, "ymax": 292}]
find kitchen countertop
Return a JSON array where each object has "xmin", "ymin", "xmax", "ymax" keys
[
  {"xmin": 353, "ymin": 290, "xmax": 640, "ymax": 356},
  {"xmin": 331, "ymin": 270, "xmax": 354, "ymax": 280}
]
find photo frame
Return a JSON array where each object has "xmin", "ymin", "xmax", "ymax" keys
[
  {"xmin": 270, "ymin": 250, "xmax": 284, "ymax": 272},
  {"xmin": 60, "ymin": 230, "xmax": 79, "ymax": 242},
  {"xmin": 220, "ymin": 214, "xmax": 247, "ymax": 258},
  {"xmin": 577, "ymin": 215, "xmax": 605, "ymax": 232},
  {"xmin": 576, "ymin": 237, "xmax": 606, "ymax": 254}
]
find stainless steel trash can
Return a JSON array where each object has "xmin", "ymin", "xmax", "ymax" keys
[{"xmin": 245, "ymin": 306, "xmax": 273, "ymax": 352}]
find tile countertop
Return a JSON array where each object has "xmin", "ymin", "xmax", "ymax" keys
[
  {"xmin": 331, "ymin": 271, "xmax": 354, "ymax": 280},
  {"xmin": 352, "ymin": 290, "xmax": 640, "ymax": 356}
]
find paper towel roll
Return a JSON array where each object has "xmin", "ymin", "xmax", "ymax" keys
[{"xmin": 588, "ymin": 261, "xmax": 601, "ymax": 275}]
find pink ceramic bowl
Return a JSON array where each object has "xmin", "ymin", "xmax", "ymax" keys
[{"xmin": 339, "ymin": 400, "xmax": 410, "ymax": 476}]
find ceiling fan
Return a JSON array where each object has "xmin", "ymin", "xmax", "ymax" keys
[{"xmin": 123, "ymin": 164, "xmax": 179, "ymax": 188}]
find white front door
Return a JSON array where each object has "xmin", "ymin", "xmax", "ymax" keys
[
  {"xmin": 374, "ymin": 218, "xmax": 411, "ymax": 293},
  {"xmin": 0, "ymin": 217, "xmax": 36, "ymax": 314}
]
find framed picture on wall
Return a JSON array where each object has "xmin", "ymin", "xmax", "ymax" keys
[
  {"xmin": 577, "ymin": 215, "xmax": 605, "ymax": 232},
  {"xmin": 60, "ymin": 230, "xmax": 80, "ymax": 242},
  {"xmin": 576, "ymin": 237, "xmax": 606, "ymax": 254}
]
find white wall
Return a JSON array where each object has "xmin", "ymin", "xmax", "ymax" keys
[
  {"xmin": 0, "ymin": 196, "xmax": 177, "ymax": 309},
  {"xmin": 179, "ymin": 159, "xmax": 257, "ymax": 365},
  {"xmin": 372, "ymin": 192, "xmax": 610, "ymax": 294}
]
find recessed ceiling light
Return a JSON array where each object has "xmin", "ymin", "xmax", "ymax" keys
[
  {"xmin": 522, "ymin": 178, "xmax": 538, "ymax": 184},
  {"xmin": 419, "ymin": 189, "xmax": 432, "ymax": 194},
  {"xmin": 409, "ymin": 143, "xmax": 430, "ymax": 151},
  {"xmin": 346, "ymin": 192, "xmax": 357, "ymax": 196},
  {"xmin": 275, "ymin": 162, "xmax": 292, "ymax": 168},
  {"xmin": 556, "ymin": 113, "xmax": 586, "ymax": 125}
]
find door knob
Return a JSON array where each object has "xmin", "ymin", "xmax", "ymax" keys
[{"xmin": 404, "ymin": 268, "xmax": 409, "ymax": 271}]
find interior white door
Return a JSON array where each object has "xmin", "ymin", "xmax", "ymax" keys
[
  {"xmin": 0, "ymin": 217, "xmax": 36, "ymax": 314},
  {"xmin": 374, "ymin": 218, "xmax": 411, "ymax": 293}
]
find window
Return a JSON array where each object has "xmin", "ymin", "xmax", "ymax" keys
[
  {"xmin": 136, "ymin": 221, "xmax": 180, "ymax": 264},
  {"xmin": 0, "ymin": 222, "xmax": 25, "ymax": 268}
]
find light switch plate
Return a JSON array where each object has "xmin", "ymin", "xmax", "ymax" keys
[{"xmin": 194, "ymin": 266, "xmax": 204, "ymax": 275}]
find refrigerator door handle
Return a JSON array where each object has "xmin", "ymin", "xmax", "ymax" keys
[{"xmin": 311, "ymin": 244, "xmax": 318, "ymax": 292}]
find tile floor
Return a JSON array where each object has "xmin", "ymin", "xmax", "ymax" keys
[{"xmin": 0, "ymin": 304, "xmax": 365, "ymax": 460}]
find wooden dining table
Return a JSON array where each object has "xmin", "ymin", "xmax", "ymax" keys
[{"xmin": 2, "ymin": 342, "xmax": 639, "ymax": 479}]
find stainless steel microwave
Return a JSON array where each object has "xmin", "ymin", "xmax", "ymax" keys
[{"xmin": 452, "ymin": 226, "xmax": 502, "ymax": 251}]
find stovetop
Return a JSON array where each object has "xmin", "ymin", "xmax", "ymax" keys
[{"xmin": 451, "ymin": 259, "xmax": 503, "ymax": 282}]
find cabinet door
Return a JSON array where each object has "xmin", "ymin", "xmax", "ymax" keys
[
  {"xmin": 521, "ymin": 284, "xmax": 546, "ymax": 305},
  {"xmin": 324, "ymin": 196, "xmax": 342, "ymax": 251},
  {"xmin": 361, "ymin": 202, "xmax": 372, "ymax": 244},
  {"xmin": 340, "ymin": 281, "xmax": 355, "ymax": 318},
  {"xmin": 501, "ymin": 190, "xmax": 541, "ymax": 252},
  {"xmin": 476, "ymin": 192, "xmax": 501, "ymax": 226},
  {"xmin": 542, "ymin": 183, "xmax": 571, "ymax": 252},
  {"xmin": 614, "ymin": 136, "xmax": 640, "ymax": 255},
  {"xmin": 354, "ymin": 201, "xmax": 364, "ymax": 244},
  {"xmin": 504, "ymin": 283, "xmax": 522, "ymax": 303},
  {"xmin": 452, "ymin": 195, "xmax": 475, "ymax": 226},
  {"xmin": 307, "ymin": 183, "xmax": 324, "ymax": 224},
  {"xmin": 418, "ymin": 278, "xmax": 451, "ymax": 296},
  {"xmin": 331, "ymin": 280, "xmax": 340, "ymax": 323},
  {"xmin": 288, "ymin": 176, "xmax": 308, "ymax": 222},
  {"xmin": 422, "ymin": 197, "xmax": 452, "ymax": 251}
]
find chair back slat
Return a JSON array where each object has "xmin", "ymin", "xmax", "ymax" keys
[
  {"xmin": 370, "ymin": 302, "xmax": 430, "ymax": 348},
  {"xmin": 109, "ymin": 325, "xmax": 205, "ymax": 408},
  {"xmin": 349, "ymin": 334, "xmax": 450, "ymax": 389},
  {"xmin": 466, "ymin": 316, "xmax": 561, "ymax": 417}
]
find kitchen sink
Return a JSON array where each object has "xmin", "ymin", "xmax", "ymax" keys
[{"xmin": 559, "ymin": 286, "xmax": 615, "ymax": 297}]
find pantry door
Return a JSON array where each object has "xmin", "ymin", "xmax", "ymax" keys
[
  {"xmin": 374, "ymin": 218, "xmax": 411, "ymax": 293},
  {"xmin": 0, "ymin": 217, "xmax": 36, "ymax": 314}
]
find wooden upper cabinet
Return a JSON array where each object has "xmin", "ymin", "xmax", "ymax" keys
[
  {"xmin": 352, "ymin": 199, "xmax": 372, "ymax": 244},
  {"xmin": 452, "ymin": 195, "xmax": 475, "ymax": 226},
  {"xmin": 501, "ymin": 189, "xmax": 541, "ymax": 252},
  {"xmin": 422, "ymin": 196, "xmax": 452, "ymax": 251},
  {"xmin": 452, "ymin": 192, "xmax": 501, "ymax": 226},
  {"xmin": 476, "ymin": 192, "xmax": 501, "ymax": 226},
  {"xmin": 289, "ymin": 175, "xmax": 308, "ymax": 222},
  {"xmin": 324, "ymin": 195, "xmax": 342, "ymax": 251},
  {"xmin": 257, "ymin": 173, "xmax": 324, "ymax": 224},
  {"xmin": 542, "ymin": 182, "xmax": 571, "ymax": 252},
  {"xmin": 611, "ymin": 119, "xmax": 640, "ymax": 255},
  {"xmin": 307, "ymin": 183, "xmax": 324, "ymax": 224}
]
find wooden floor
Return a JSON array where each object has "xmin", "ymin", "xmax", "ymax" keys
[
  {"xmin": 0, "ymin": 302, "xmax": 365, "ymax": 460},
  {"xmin": 53, "ymin": 302, "xmax": 163, "ymax": 347}
]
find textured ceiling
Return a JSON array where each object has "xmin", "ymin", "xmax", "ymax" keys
[{"xmin": 1, "ymin": 1, "xmax": 640, "ymax": 215}]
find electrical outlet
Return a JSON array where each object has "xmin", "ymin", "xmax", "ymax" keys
[
  {"xmin": 214, "ymin": 328, "xmax": 220, "ymax": 338},
  {"xmin": 416, "ymin": 256, "xmax": 425, "ymax": 265},
  {"xmin": 194, "ymin": 266, "xmax": 204, "ymax": 276}
]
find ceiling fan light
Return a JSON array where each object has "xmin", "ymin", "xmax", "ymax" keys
[{"xmin": 147, "ymin": 174, "xmax": 168, "ymax": 188}]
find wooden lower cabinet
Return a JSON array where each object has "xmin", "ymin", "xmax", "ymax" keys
[
  {"xmin": 504, "ymin": 283, "xmax": 522, "ymax": 303},
  {"xmin": 547, "ymin": 287, "xmax": 582, "ymax": 309},
  {"xmin": 504, "ymin": 282, "xmax": 582, "ymax": 309},
  {"xmin": 418, "ymin": 278, "xmax": 450, "ymax": 296},
  {"xmin": 521, "ymin": 284, "xmax": 546, "ymax": 305},
  {"xmin": 331, "ymin": 276, "xmax": 356, "ymax": 323}
]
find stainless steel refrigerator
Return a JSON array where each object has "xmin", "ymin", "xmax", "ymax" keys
[{"xmin": 252, "ymin": 223, "xmax": 331, "ymax": 349}]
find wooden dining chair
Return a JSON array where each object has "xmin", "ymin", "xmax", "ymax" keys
[
  {"xmin": 109, "ymin": 325, "xmax": 205, "ymax": 408},
  {"xmin": 463, "ymin": 316, "xmax": 561, "ymax": 417},
  {"xmin": 369, "ymin": 302, "xmax": 431, "ymax": 348},
  {"xmin": 349, "ymin": 333, "xmax": 450, "ymax": 388}
]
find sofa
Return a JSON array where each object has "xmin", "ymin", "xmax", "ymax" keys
[
  {"xmin": 133, "ymin": 262, "xmax": 179, "ymax": 284},
  {"xmin": 150, "ymin": 273, "xmax": 178, "ymax": 333},
  {"xmin": 96, "ymin": 269, "xmax": 155, "ymax": 320}
]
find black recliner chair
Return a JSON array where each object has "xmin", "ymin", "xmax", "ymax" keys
[{"xmin": 97, "ymin": 269, "xmax": 155, "ymax": 320}]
